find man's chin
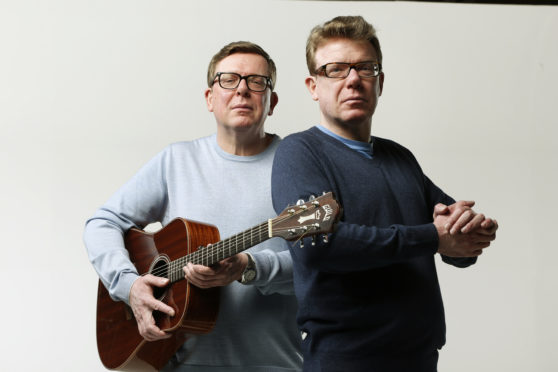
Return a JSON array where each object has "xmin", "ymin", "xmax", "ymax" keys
[
  {"xmin": 339, "ymin": 111, "xmax": 372, "ymax": 125},
  {"xmin": 223, "ymin": 121, "xmax": 261, "ymax": 132}
]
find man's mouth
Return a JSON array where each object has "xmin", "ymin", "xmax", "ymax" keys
[
  {"xmin": 232, "ymin": 104, "xmax": 252, "ymax": 110},
  {"xmin": 343, "ymin": 97, "xmax": 366, "ymax": 103}
]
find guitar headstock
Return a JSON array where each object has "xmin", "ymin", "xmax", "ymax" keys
[{"xmin": 270, "ymin": 192, "xmax": 340, "ymax": 242}]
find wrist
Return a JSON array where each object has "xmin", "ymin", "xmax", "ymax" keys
[{"xmin": 239, "ymin": 253, "xmax": 257, "ymax": 284}]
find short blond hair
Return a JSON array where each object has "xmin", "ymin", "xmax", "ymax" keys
[
  {"xmin": 306, "ymin": 16, "xmax": 383, "ymax": 75},
  {"xmin": 207, "ymin": 41, "xmax": 277, "ymax": 89}
]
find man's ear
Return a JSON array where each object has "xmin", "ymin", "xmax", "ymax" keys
[
  {"xmin": 268, "ymin": 92, "xmax": 279, "ymax": 116},
  {"xmin": 378, "ymin": 72, "xmax": 385, "ymax": 97},
  {"xmin": 305, "ymin": 76, "xmax": 319, "ymax": 101},
  {"xmin": 204, "ymin": 88, "xmax": 214, "ymax": 112}
]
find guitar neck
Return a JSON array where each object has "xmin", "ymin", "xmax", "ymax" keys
[{"xmin": 167, "ymin": 222, "xmax": 270, "ymax": 283}]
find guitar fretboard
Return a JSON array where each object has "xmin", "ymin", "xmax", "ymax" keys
[{"xmin": 167, "ymin": 222, "xmax": 269, "ymax": 283}]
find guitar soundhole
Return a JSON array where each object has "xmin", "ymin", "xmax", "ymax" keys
[{"xmin": 150, "ymin": 256, "xmax": 170, "ymax": 300}]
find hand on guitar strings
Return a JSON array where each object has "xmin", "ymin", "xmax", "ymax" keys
[
  {"xmin": 129, "ymin": 274, "xmax": 176, "ymax": 341},
  {"xmin": 183, "ymin": 253, "xmax": 249, "ymax": 288}
]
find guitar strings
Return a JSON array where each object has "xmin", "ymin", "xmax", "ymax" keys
[
  {"xmin": 146, "ymin": 221, "xmax": 271, "ymax": 278},
  {"xmin": 146, "ymin": 206, "xmax": 316, "ymax": 278},
  {"xmin": 145, "ymin": 223, "xmax": 306, "ymax": 279},
  {"xmin": 145, "ymin": 206, "xmax": 320, "ymax": 279},
  {"xmin": 146, "ymin": 224, "xmax": 269, "ymax": 279},
  {"xmin": 146, "ymin": 227, "xmax": 291, "ymax": 278}
]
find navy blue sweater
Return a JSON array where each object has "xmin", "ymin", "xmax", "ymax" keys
[{"xmin": 271, "ymin": 127, "xmax": 475, "ymax": 371}]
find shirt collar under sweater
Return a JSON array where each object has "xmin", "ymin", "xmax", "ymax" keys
[{"xmin": 316, "ymin": 125, "xmax": 374, "ymax": 159}]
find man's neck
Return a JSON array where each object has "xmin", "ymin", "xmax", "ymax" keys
[
  {"xmin": 216, "ymin": 128, "xmax": 272, "ymax": 156},
  {"xmin": 320, "ymin": 119, "xmax": 371, "ymax": 143}
]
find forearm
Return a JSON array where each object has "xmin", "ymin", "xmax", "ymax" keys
[
  {"xmin": 84, "ymin": 150, "xmax": 169, "ymax": 302},
  {"xmin": 84, "ymin": 216, "xmax": 139, "ymax": 303},
  {"xmin": 249, "ymin": 243, "xmax": 295, "ymax": 295},
  {"xmin": 288, "ymin": 221, "xmax": 439, "ymax": 273}
]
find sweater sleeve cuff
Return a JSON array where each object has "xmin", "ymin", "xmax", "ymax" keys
[
  {"xmin": 249, "ymin": 250, "xmax": 273, "ymax": 286},
  {"xmin": 247, "ymin": 249, "xmax": 294, "ymax": 289},
  {"xmin": 112, "ymin": 271, "xmax": 140, "ymax": 305},
  {"xmin": 406, "ymin": 223, "xmax": 439, "ymax": 257}
]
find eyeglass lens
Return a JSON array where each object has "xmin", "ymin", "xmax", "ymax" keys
[
  {"xmin": 323, "ymin": 62, "xmax": 380, "ymax": 78},
  {"xmin": 218, "ymin": 73, "xmax": 269, "ymax": 92}
]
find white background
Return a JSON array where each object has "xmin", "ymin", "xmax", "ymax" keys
[{"xmin": 1, "ymin": 0, "xmax": 557, "ymax": 371}]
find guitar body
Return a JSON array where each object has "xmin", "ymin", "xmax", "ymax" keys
[{"xmin": 96, "ymin": 218, "xmax": 221, "ymax": 371}]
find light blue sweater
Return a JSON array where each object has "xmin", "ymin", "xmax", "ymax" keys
[{"xmin": 84, "ymin": 134, "xmax": 302, "ymax": 371}]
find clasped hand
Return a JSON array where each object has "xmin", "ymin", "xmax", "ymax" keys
[{"xmin": 434, "ymin": 200, "xmax": 498, "ymax": 257}]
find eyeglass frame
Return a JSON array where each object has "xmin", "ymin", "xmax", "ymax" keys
[
  {"xmin": 314, "ymin": 61, "xmax": 383, "ymax": 79},
  {"xmin": 212, "ymin": 72, "xmax": 273, "ymax": 92}
]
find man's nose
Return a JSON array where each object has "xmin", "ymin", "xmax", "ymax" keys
[
  {"xmin": 236, "ymin": 78, "xmax": 250, "ymax": 94},
  {"xmin": 345, "ymin": 67, "xmax": 362, "ymax": 87},
  {"xmin": 347, "ymin": 67, "xmax": 362, "ymax": 80}
]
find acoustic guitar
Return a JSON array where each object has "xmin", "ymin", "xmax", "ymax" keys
[{"xmin": 96, "ymin": 192, "xmax": 340, "ymax": 371}]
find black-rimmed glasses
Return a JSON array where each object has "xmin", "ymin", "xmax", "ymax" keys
[
  {"xmin": 315, "ymin": 61, "xmax": 382, "ymax": 79},
  {"xmin": 213, "ymin": 72, "xmax": 272, "ymax": 92}
]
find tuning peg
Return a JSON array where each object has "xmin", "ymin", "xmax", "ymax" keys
[
  {"xmin": 299, "ymin": 240, "xmax": 304, "ymax": 249},
  {"xmin": 311, "ymin": 236, "xmax": 316, "ymax": 246},
  {"xmin": 308, "ymin": 194, "xmax": 316, "ymax": 201},
  {"xmin": 322, "ymin": 235, "xmax": 329, "ymax": 243},
  {"xmin": 296, "ymin": 199, "xmax": 308, "ymax": 210}
]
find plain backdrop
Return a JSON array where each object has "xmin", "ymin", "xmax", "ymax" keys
[{"xmin": 1, "ymin": 0, "xmax": 557, "ymax": 371}]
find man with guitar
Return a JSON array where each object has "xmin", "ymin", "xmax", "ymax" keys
[
  {"xmin": 271, "ymin": 16, "xmax": 499, "ymax": 372},
  {"xmin": 84, "ymin": 41, "xmax": 302, "ymax": 371}
]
